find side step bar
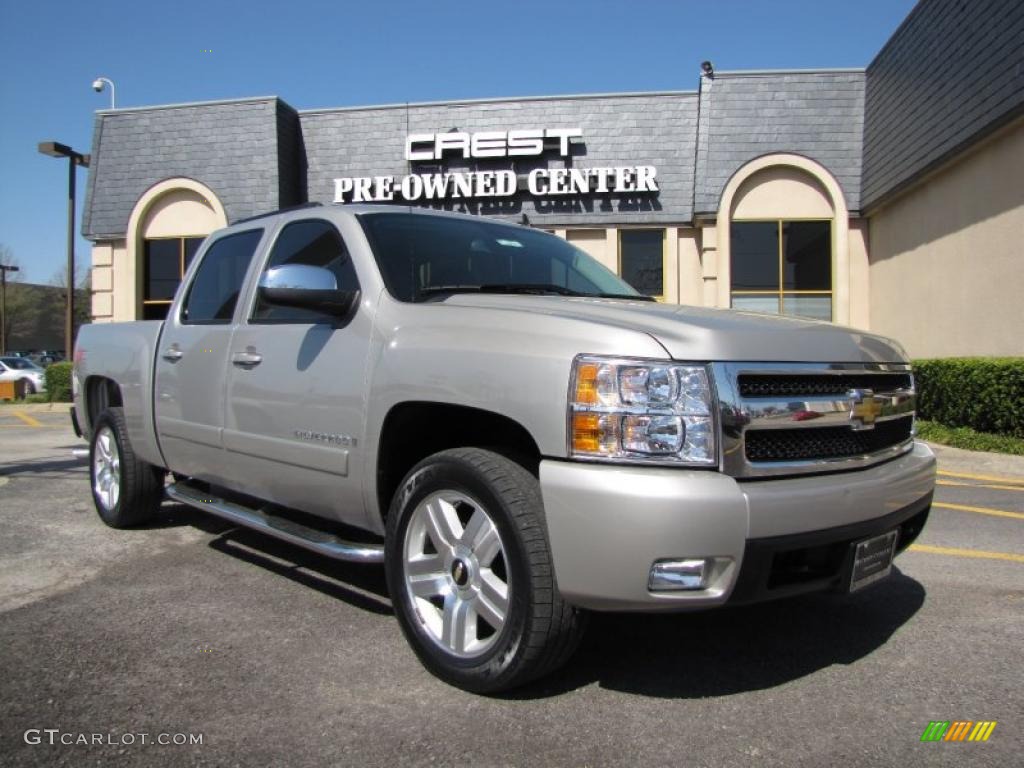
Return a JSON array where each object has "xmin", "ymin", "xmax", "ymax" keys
[{"xmin": 166, "ymin": 481, "xmax": 384, "ymax": 564}]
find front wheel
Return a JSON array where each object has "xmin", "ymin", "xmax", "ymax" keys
[
  {"xmin": 89, "ymin": 407, "xmax": 165, "ymax": 528},
  {"xmin": 385, "ymin": 448, "xmax": 585, "ymax": 693},
  {"xmin": 20, "ymin": 378, "xmax": 35, "ymax": 395}
]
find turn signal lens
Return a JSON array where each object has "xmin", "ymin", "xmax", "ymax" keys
[
  {"xmin": 574, "ymin": 363, "xmax": 600, "ymax": 405},
  {"xmin": 571, "ymin": 412, "xmax": 619, "ymax": 454}
]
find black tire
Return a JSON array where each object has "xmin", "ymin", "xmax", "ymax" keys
[
  {"xmin": 385, "ymin": 448, "xmax": 586, "ymax": 693},
  {"xmin": 89, "ymin": 407, "xmax": 165, "ymax": 528},
  {"xmin": 20, "ymin": 378, "xmax": 35, "ymax": 396}
]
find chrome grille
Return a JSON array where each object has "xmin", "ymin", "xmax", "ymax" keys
[
  {"xmin": 738, "ymin": 373, "xmax": 912, "ymax": 398},
  {"xmin": 745, "ymin": 416, "xmax": 915, "ymax": 462},
  {"xmin": 713, "ymin": 362, "xmax": 916, "ymax": 479}
]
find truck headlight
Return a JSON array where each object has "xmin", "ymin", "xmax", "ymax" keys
[{"xmin": 568, "ymin": 355, "xmax": 717, "ymax": 466}]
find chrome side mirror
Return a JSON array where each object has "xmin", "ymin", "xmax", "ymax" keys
[{"xmin": 258, "ymin": 265, "xmax": 358, "ymax": 316}]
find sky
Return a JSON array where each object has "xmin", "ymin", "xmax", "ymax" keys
[{"xmin": 0, "ymin": 0, "xmax": 917, "ymax": 284}]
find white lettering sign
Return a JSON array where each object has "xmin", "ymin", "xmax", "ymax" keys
[
  {"xmin": 405, "ymin": 128, "xmax": 582, "ymax": 161},
  {"xmin": 334, "ymin": 129, "xmax": 659, "ymax": 203}
]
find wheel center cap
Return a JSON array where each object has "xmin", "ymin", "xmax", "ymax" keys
[{"xmin": 451, "ymin": 559, "xmax": 469, "ymax": 587}]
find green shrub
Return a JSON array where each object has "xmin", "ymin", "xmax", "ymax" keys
[
  {"xmin": 915, "ymin": 420, "xmax": 1024, "ymax": 455},
  {"xmin": 912, "ymin": 358, "xmax": 1024, "ymax": 438},
  {"xmin": 44, "ymin": 362, "xmax": 73, "ymax": 402}
]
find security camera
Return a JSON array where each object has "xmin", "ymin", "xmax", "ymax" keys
[{"xmin": 92, "ymin": 79, "xmax": 105, "ymax": 92}]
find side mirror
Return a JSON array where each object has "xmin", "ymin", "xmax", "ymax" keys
[{"xmin": 257, "ymin": 264, "xmax": 358, "ymax": 317}]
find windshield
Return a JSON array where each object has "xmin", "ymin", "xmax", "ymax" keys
[
  {"xmin": 0, "ymin": 357, "xmax": 41, "ymax": 370},
  {"xmin": 359, "ymin": 212, "xmax": 646, "ymax": 303}
]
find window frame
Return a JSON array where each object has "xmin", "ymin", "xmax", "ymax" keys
[
  {"xmin": 141, "ymin": 235, "xmax": 207, "ymax": 319},
  {"xmin": 729, "ymin": 217, "xmax": 834, "ymax": 320},
  {"xmin": 177, "ymin": 228, "xmax": 265, "ymax": 327},
  {"xmin": 245, "ymin": 218, "xmax": 362, "ymax": 326},
  {"xmin": 617, "ymin": 227, "xmax": 666, "ymax": 301}
]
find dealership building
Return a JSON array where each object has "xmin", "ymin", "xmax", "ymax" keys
[{"xmin": 81, "ymin": 0, "xmax": 1022, "ymax": 357}]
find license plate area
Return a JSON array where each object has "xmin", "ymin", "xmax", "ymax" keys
[{"xmin": 849, "ymin": 529, "xmax": 898, "ymax": 592}]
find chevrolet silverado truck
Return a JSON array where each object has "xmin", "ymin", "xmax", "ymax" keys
[{"xmin": 72, "ymin": 204, "xmax": 935, "ymax": 692}]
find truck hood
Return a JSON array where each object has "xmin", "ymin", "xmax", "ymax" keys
[{"xmin": 441, "ymin": 295, "xmax": 908, "ymax": 363}]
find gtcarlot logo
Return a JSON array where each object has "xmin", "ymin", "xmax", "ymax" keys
[
  {"xmin": 920, "ymin": 721, "xmax": 997, "ymax": 742},
  {"xmin": 24, "ymin": 729, "xmax": 204, "ymax": 747}
]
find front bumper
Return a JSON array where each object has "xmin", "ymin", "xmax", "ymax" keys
[{"xmin": 539, "ymin": 440, "xmax": 936, "ymax": 611}]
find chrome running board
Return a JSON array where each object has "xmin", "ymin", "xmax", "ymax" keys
[{"xmin": 166, "ymin": 481, "xmax": 384, "ymax": 564}]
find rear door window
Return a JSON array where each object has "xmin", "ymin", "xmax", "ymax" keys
[{"xmin": 181, "ymin": 229, "xmax": 263, "ymax": 324}]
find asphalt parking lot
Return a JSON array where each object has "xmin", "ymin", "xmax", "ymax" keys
[{"xmin": 1, "ymin": 407, "xmax": 1021, "ymax": 766}]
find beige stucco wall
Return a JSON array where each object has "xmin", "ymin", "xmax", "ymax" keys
[
  {"xmin": 731, "ymin": 166, "xmax": 833, "ymax": 219},
  {"xmin": 867, "ymin": 119, "xmax": 1024, "ymax": 357}
]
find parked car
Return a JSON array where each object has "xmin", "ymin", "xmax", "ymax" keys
[
  {"xmin": 71, "ymin": 205, "xmax": 935, "ymax": 693},
  {"xmin": 0, "ymin": 356, "xmax": 47, "ymax": 394}
]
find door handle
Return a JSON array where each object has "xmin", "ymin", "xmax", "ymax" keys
[
  {"xmin": 162, "ymin": 347, "xmax": 183, "ymax": 362},
  {"xmin": 231, "ymin": 350, "xmax": 263, "ymax": 367}
]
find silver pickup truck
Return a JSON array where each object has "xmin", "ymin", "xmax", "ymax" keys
[{"xmin": 73, "ymin": 204, "xmax": 935, "ymax": 692}]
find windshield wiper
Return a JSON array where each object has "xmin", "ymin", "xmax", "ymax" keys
[
  {"xmin": 414, "ymin": 283, "xmax": 655, "ymax": 302},
  {"xmin": 482, "ymin": 283, "xmax": 655, "ymax": 301}
]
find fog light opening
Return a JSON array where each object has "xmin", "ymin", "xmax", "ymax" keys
[{"xmin": 648, "ymin": 558, "xmax": 710, "ymax": 591}]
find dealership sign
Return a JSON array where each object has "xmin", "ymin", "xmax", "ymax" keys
[{"xmin": 333, "ymin": 128, "xmax": 658, "ymax": 203}]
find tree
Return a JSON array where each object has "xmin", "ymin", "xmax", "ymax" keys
[
  {"xmin": 47, "ymin": 264, "xmax": 92, "ymax": 347},
  {"xmin": 0, "ymin": 245, "xmax": 42, "ymax": 354}
]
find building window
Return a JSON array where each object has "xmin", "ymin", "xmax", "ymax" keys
[
  {"xmin": 619, "ymin": 229, "xmax": 664, "ymax": 297},
  {"xmin": 143, "ymin": 236, "xmax": 205, "ymax": 320},
  {"xmin": 730, "ymin": 220, "xmax": 831, "ymax": 320}
]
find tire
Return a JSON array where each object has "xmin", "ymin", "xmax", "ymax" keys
[
  {"xmin": 20, "ymin": 378, "xmax": 35, "ymax": 396},
  {"xmin": 385, "ymin": 448, "xmax": 586, "ymax": 693},
  {"xmin": 89, "ymin": 407, "xmax": 165, "ymax": 528}
]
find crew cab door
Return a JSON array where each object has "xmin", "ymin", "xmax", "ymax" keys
[
  {"xmin": 221, "ymin": 218, "xmax": 373, "ymax": 527},
  {"xmin": 153, "ymin": 227, "xmax": 265, "ymax": 481}
]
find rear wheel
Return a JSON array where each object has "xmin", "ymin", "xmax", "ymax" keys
[
  {"xmin": 89, "ymin": 408, "xmax": 165, "ymax": 528},
  {"xmin": 385, "ymin": 448, "xmax": 585, "ymax": 693}
]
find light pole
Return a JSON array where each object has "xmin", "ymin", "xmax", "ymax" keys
[
  {"xmin": 37, "ymin": 142, "xmax": 90, "ymax": 358},
  {"xmin": 0, "ymin": 263, "xmax": 20, "ymax": 355},
  {"xmin": 92, "ymin": 76, "xmax": 116, "ymax": 109}
]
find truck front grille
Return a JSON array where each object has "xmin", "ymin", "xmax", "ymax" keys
[
  {"xmin": 714, "ymin": 362, "xmax": 917, "ymax": 479},
  {"xmin": 737, "ymin": 373, "xmax": 912, "ymax": 398},
  {"xmin": 745, "ymin": 416, "xmax": 915, "ymax": 463}
]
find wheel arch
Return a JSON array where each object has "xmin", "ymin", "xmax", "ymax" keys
[
  {"xmin": 374, "ymin": 401, "xmax": 542, "ymax": 526},
  {"xmin": 82, "ymin": 375, "xmax": 124, "ymax": 437}
]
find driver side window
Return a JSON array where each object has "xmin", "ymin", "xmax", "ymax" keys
[{"xmin": 252, "ymin": 219, "xmax": 360, "ymax": 323}]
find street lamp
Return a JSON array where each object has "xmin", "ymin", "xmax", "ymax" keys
[
  {"xmin": 37, "ymin": 141, "xmax": 90, "ymax": 358},
  {"xmin": 0, "ymin": 263, "xmax": 20, "ymax": 355},
  {"xmin": 92, "ymin": 76, "xmax": 116, "ymax": 109}
]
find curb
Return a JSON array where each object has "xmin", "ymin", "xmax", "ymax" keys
[
  {"xmin": 926, "ymin": 442, "xmax": 1024, "ymax": 484},
  {"xmin": 0, "ymin": 402, "xmax": 73, "ymax": 413}
]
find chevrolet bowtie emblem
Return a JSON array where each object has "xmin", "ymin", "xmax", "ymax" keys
[{"xmin": 848, "ymin": 388, "xmax": 884, "ymax": 431}]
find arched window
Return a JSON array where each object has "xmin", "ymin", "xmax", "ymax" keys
[
  {"xmin": 729, "ymin": 167, "xmax": 834, "ymax": 320},
  {"xmin": 716, "ymin": 155, "xmax": 851, "ymax": 325},
  {"xmin": 127, "ymin": 180, "xmax": 227, "ymax": 320}
]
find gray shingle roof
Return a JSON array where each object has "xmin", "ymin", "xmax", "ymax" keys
[
  {"xmin": 862, "ymin": 0, "xmax": 1024, "ymax": 210},
  {"xmin": 82, "ymin": 97, "xmax": 300, "ymax": 238},
  {"xmin": 694, "ymin": 71, "xmax": 866, "ymax": 215}
]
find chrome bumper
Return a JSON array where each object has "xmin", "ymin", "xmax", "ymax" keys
[{"xmin": 539, "ymin": 441, "xmax": 936, "ymax": 611}]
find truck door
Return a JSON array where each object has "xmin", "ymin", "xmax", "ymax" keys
[
  {"xmin": 153, "ymin": 227, "xmax": 265, "ymax": 481},
  {"xmin": 221, "ymin": 218, "xmax": 373, "ymax": 527}
]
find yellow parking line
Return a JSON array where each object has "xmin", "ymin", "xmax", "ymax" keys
[
  {"xmin": 10, "ymin": 411, "xmax": 42, "ymax": 427},
  {"xmin": 938, "ymin": 470, "xmax": 1024, "ymax": 487},
  {"xmin": 937, "ymin": 480, "xmax": 1024, "ymax": 492},
  {"xmin": 933, "ymin": 501, "xmax": 1024, "ymax": 521},
  {"xmin": 909, "ymin": 544, "xmax": 1024, "ymax": 564}
]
